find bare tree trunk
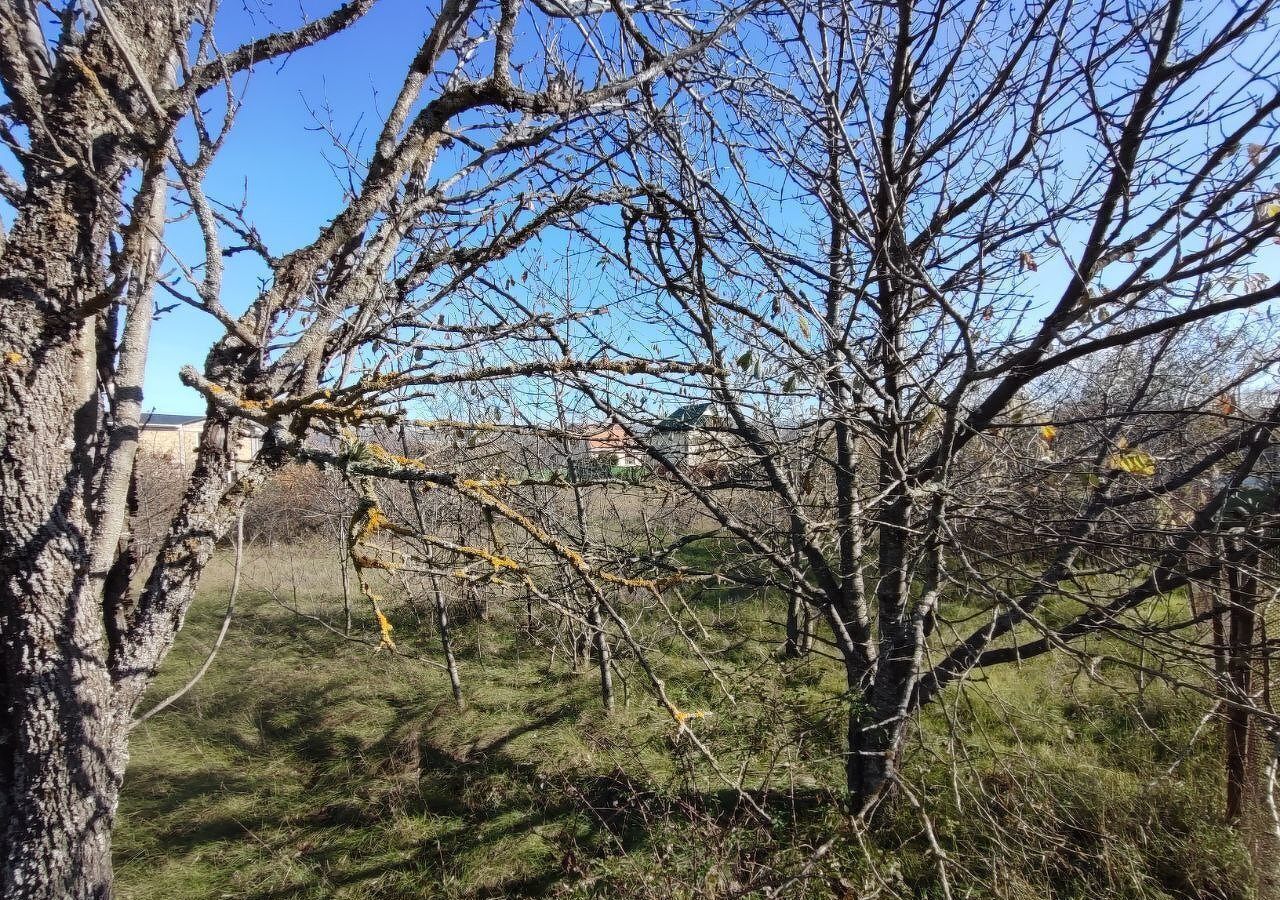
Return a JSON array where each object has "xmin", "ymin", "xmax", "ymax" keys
[
  {"xmin": 0, "ymin": 235, "xmax": 260, "ymax": 900},
  {"xmin": 785, "ymin": 593, "xmax": 805, "ymax": 658},
  {"xmin": 799, "ymin": 604, "xmax": 815, "ymax": 654},
  {"xmin": 1225, "ymin": 542, "xmax": 1259, "ymax": 824},
  {"xmin": 0, "ymin": 22, "xmax": 145, "ymax": 889},
  {"xmin": 588, "ymin": 601, "xmax": 614, "ymax": 713},
  {"xmin": 0, "ymin": 486, "xmax": 125, "ymax": 898},
  {"xmin": 784, "ymin": 534, "xmax": 808, "ymax": 658},
  {"xmin": 431, "ymin": 577, "xmax": 464, "ymax": 708},
  {"xmin": 0, "ymin": 329, "xmax": 124, "ymax": 898},
  {"xmin": 784, "ymin": 592, "xmax": 815, "ymax": 658},
  {"xmin": 570, "ymin": 615, "xmax": 585, "ymax": 672},
  {"xmin": 846, "ymin": 721, "xmax": 886, "ymax": 811},
  {"xmin": 1262, "ymin": 728, "xmax": 1280, "ymax": 900},
  {"xmin": 399, "ymin": 424, "xmax": 464, "ymax": 707},
  {"xmin": 0, "ymin": 684, "xmax": 123, "ymax": 900},
  {"xmin": 339, "ymin": 536, "xmax": 353, "ymax": 636},
  {"xmin": 845, "ymin": 687, "xmax": 905, "ymax": 814}
]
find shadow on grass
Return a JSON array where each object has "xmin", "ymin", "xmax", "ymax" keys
[
  {"xmin": 127, "ymin": 667, "xmax": 835, "ymax": 900},
  {"xmin": 117, "ymin": 593, "xmax": 855, "ymax": 899}
]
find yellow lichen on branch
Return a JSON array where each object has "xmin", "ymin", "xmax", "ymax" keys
[
  {"xmin": 352, "ymin": 551, "xmax": 403, "ymax": 571},
  {"xmin": 459, "ymin": 477, "xmax": 518, "ymax": 490},
  {"xmin": 452, "ymin": 544, "xmax": 521, "ymax": 571},
  {"xmin": 668, "ymin": 705, "xmax": 710, "ymax": 733},
  {"xmin": 365, "ymin": 443, "xmax": 427, "ymax": 469},
  {"xmin": 356, "ymin": 507, "xmax": 391, "ymax": 543},
  {"xmin": 347, "ymin": 483, "xmax": 411, "ymax": 652},
  {"xmin": 375, "ymin": 608, "xmax": 396, "ymax": 651},
  {"xmin": 453, "ymin": 481, "xmax": 677, "ymax": 593}
]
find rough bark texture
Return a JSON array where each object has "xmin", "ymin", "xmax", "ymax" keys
[
  {"xmin": 0, "ymin": 9, "xmax": 193, "ymax": 895},
  {"xmin": 0, "ymin": 31, "xmax": 129, "ymax": 898},
  {"xmin": 0, "ymin": 0, "xmax": 708, "ymax": 891}
]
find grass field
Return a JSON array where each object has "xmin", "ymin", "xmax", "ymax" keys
[{"xmin": 114, "ymin": 544, "xmax": 1258, "ymax": 899}]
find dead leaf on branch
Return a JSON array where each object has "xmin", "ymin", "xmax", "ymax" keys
[{"xmin": 1107, "ymin": 449, "xmax": 1156, "ymax": 477}]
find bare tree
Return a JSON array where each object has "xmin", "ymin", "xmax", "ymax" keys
[
  {"xmin": 0, "ymin": 0, "xmax": 749, "ymax": 893},
  {"xmin": 582, "ymin": 0, "xmax": 1280, "ymax": 818}
]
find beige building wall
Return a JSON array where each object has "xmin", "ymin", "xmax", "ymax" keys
[
  {"xmin": 138, "ymin": 423, "xmax": 202, "ymax": 465},
  {"xmin": 139, "ymin": 421, "xmax": 261, "ymax": 470}
]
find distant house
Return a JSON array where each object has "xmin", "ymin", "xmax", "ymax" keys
[
  {"xmin": 139, "ymin": 413, "xmax": 261, "ymax": 469},
  {"xmin": 567, "ymin": 422, "xmax": 643, "ymax": 479},
  {"xmin": 579, "ymin": 423, "xmax": 642, "ymax": 466},
  {"xmin": 649, "ymin": 403, "xmax": 741, "ymax": 472}
]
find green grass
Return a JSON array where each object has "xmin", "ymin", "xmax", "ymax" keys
[{"xmin": 114, "ymin": 546, "xmax": 1257, "ymax": 899}]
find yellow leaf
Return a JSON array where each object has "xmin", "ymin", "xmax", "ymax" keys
[
  {"xmin": 1107, "ymin": 449, "xmax": 1155, "ymax": 477},
  {"xmin": 3, "ymin": 351, "xmax": 22, "ymax": 365},
  {"xmin": 1039, "ymin": 425, "xmax": 1057, "ymax": 444}
]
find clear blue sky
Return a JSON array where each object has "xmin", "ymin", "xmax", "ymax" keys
[
  {"xmin": 11, "ymin": 0, "xmax": 1279, "ymax": 413},
  {"xmin": 148, "ymin": 0, "xmax": 437, "ymax": 413}
]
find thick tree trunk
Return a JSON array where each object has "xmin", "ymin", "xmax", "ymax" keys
[
  {"xmin": 0, "ymin": 63, "xmax": 124, "ymax": 898},
  {"xmin": 850, "ymin": 486, "xmax": 917, "ymax": 813},
  {"xmin": 845, "ymin": 704, "xmax": 902, "ymax": 814},
  {"xmin": 847, "ymin": 696, "xmax": 919, "ymax": 813},
  {"xmin": 0, "ymin": 652, "xmax": 124, "ymax": 899},
  {"xmin": 0, "ymin": 7, "xmax": 197, "ymax": 893},
  {"xmin": 847, "ymin": 663, "xmax": 922, "ymax": 814},
  {"xmin": 0, "ymin": 412, "xmax": 257, "ymax": 900},
  {"xmin": 0, "ymin": 324, "xmax": 126, "ymax": 893},
  {"xmin": 0, "ymin": 267, "xmax": 123, "ymax": 898}
]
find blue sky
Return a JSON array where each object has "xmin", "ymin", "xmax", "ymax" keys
[
  {"xmin": 148, "ymin": 0, "xmax": 436, "ymax": 412},
  {"xmin": 10, "ymin": 0, "xmax": 1279, "ymax": 416}
]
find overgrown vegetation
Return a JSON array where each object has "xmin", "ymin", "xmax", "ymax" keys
[
  {"xmin": 116, "ymin": 546, "xmax": 1254, "ymax": 899},
  {"xmin": 5, "ymin": 0, "xmax": 1280, "ymax": 894}
]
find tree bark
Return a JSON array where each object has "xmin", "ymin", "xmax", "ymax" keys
[
  {"xmin": 0, "ymin": 4, "xmax": 204, "ymax": 889},
  {"xmin": 431, "ymin": 577, "xmax": 464, "ymax": 708},
  {"xmin": 785, "ymin": 593, "xmax": 805, "ymax": 658},
  {"xmin": 1225, "ymin": 543, "xmax": 1259, "ymax": 824},
  {"xmin": 846, "ymin": 714, "xmax": 891, "ymax": 812},
  {"xmin": 588, "ymin": 601, "xmax": 614, "ymax": 713},
  {"xmin": 0, "ymin": 41, "xmax": 125, "ymax": 900}
]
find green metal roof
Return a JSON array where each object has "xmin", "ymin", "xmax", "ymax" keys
[{"xmin": 654, "ymin": 402, "xmax": 712, "ymax": 431}]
